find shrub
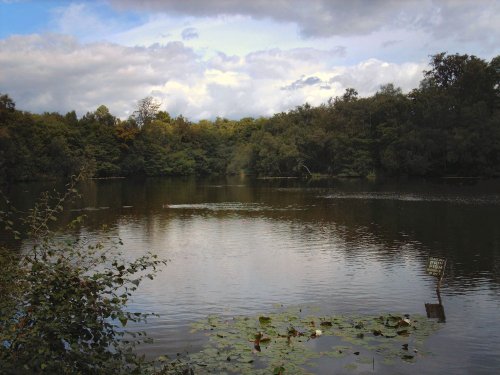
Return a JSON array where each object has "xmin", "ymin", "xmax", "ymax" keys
[{"xmin": 0, "ymin": 175, "xmax": 167, "ymax": 374}]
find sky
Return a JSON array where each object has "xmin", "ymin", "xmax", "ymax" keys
[{"xmin": 0, "ymin": 0, "xmax": 498, "ymax": 120}]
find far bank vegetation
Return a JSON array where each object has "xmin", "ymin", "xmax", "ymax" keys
[{"xmin": 1, "ymin": 53, "xmax": 499, "ymax": 182}]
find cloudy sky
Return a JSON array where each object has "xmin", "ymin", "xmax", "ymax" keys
[{"xmin": 0, "ymin": 0, "xmax": 498, "ymax": 120}]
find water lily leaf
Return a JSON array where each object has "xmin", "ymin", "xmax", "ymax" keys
[
  {"xmin": 188, "ymin": 308, "xmax": 441, "ymax": 373},
  {"xmin": 259, "ymin": 316, "xmax": 271, "ymax": 325}
]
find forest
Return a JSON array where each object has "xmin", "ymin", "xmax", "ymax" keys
[{"xmin": 1, "ymin": 52, "xmax": 499, "ymax": 182}]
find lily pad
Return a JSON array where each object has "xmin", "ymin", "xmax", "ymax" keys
[{"xmin": 187, "ymin": 306, "xmax": 442, "ymax": 373}]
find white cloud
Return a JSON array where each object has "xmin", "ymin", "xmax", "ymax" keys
[
  {"xmin": 0, "ymin": 35, "xmax": 197, "ymax": 116},
  {"xmin": 0, "ymin": 34, "xmax": 426, "ymax": 120},
  {"xmin": 108, "ymin": 0, "xmax": 500, "ymax": 44},
  {"xmin": 328, "ymin": 59, "xmax": 425, "ymax": 96},
  {"xmin": 44, "ymin": 1, "xmax": 498, "ymax": 67}
]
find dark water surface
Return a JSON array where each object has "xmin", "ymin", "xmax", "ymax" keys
[{"xmin": 5, "ymin": 176, "xmax": 500, "ymax": 374}]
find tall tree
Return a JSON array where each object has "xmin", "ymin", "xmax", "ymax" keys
[{"xmin": 133, "ymin": 96, "xmax": 161, "ymax": 128}]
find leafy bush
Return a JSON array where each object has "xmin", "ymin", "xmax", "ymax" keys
[{"xmin": 0, "ymin": 175, "xmax": 167, "ymax": 374}]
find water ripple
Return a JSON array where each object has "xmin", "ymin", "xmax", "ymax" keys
[
  {"xmin": 321, "ymin": 192, "xmax": 500, "ymax": 205},
  {"xmin": 165, "ymin": 202, "xmax": 307, "ymax": 211}
]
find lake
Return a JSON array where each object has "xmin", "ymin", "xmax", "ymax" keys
[{"xmin": 5, "ymin": 176, "xmax": 500, "ymax": 374}]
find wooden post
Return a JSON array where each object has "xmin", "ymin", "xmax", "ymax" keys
[{"xmin": 436, "ymin": 258, "xmax": 446, "ymax": 291}]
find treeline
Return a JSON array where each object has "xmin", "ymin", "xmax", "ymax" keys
[{"xmin": 1, "ymin": 52, "xmax": 499, "ymax": 182}]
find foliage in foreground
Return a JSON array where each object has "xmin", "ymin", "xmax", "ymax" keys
[{"xmin": 0, "ymin": 176, "xmax": 168, "ymax": 374}]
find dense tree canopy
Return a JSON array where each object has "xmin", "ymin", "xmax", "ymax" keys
[{"xmin": 1, "ymin": 53, "xmax": 499, "ymax": 182}]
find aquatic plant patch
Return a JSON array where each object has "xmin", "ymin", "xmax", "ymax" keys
[{"xmin": 184, "ymin": 307, "xmax": 442, "ymax": 374}]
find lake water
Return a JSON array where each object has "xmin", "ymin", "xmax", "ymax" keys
[{"xmin": 5, "ymin": 176, "xmax": 500, "ymax": 374}]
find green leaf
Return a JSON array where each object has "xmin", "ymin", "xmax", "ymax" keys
[{"xmin": 259, "ymin": 316, "xmax": 271, "ymax": 325}]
